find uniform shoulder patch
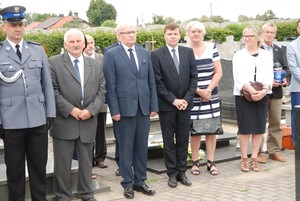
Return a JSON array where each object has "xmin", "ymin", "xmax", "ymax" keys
[
  {"xmin": 0, "ymin": 42, "xmax": 3, "ymax": 46},
  {"xmin": 27, "ymin": 41, "xmax": 41, "ymax": 46}
]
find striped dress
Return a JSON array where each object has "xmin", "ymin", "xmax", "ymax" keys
[{"xmin": 190, "ymin": 43, "xmax": 221, "ymax": 135}]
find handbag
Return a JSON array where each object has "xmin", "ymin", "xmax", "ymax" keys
[
  {"xmin": 240, "ymin": 65, "xmax": 269, "ymax": 103},
  {"xmin": 191, "ymin": 100, "xmax": 224, "ymax": 136},
  {"xmin": 240, "ymin": 81, "xmax": 263, "ymax": 102}
]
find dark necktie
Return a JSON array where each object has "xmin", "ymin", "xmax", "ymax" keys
[
  {"xmin": 15, "ymin": 44, "xmax": 22, "ymax": 60},
  {"xmin": 172, "ymin": 49, "xmax": 180, "ymax": 74},
  {"xmin": 128, "ymin": 48, "xmax": 138, "ymax": 75},
  {"xmin": 74, "ymin": 59, "xmax": 83, "ymax": 101}
]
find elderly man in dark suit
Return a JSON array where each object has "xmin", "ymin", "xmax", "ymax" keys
[
  {"xmin": 49, "ymin": 29, "xmax": 106, "ymax": 201},
  {"xmin": 84, "ymin": 34, "xmax": 108, "ymax": 170},
  {"xmin": 103, "ymin": 24, "xmax": 158, "ymax": 199},
  {"xmin": 0, "ymin": 5, "xmax": 56, "ymax": 201},
  {"xmin": 151, "ymin": 23, "xmax": 198, "ymax": 188}
]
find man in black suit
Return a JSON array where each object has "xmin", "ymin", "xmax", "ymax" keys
[
  {"xmin": 257, "ymin": 22, "xmax": 287, "ymax": 163},
  {"xmin": 151, "ymin": 23, "xmax": 198, "ymax": 188}
]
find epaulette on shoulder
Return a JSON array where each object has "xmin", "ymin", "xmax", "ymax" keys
[{"xmin": 27, "ymin": 41, "xmax": 41, "ymax": 46}]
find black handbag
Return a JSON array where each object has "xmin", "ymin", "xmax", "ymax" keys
[{"xmin": 191, "ymin": 100, "xmax": 224, "ymax": 135}]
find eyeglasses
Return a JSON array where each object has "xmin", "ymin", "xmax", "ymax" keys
[
  {"xmin": 119, "ymin": 31, "xmax": 136, "ymax": 35},
  {"xmin": 243, "ymin": 35, "xmax": 255, "ymax": 39}
]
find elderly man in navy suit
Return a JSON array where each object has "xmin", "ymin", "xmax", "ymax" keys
[
  {"xmin": 103, "ymin": 24, "xmax": 158, "ymax": 199},
  {"xmin": 151, "ymin": 23, "xmax": 198, "ymax": 188},
  {"xmin": 0, "ymin": 5, "xmax": 56, "ymax": 201}
]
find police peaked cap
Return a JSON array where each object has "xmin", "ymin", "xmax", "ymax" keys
[{"xmin": 0, "ymin": 5, "xmax": 26, "ymax": 22}]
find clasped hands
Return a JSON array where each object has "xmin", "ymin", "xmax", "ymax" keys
[
  {"xmin": 70, "ymin": 107, "xmax": 92, "ymax": 121},
  {"xmin": 250, "ymin": 89, "xmax": 267, "ymax": 102},
  {"xmin": 173, "ymin": 99, "xmax": 188, "ymax": 110},
  {"xmin": 197, "ymin": 88, "xmax": 211, "ymax": 101}
]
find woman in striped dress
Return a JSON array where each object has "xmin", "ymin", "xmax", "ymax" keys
[{"xmin": 186, "ymin": 21, "xmax": 223, "ymax": 175}]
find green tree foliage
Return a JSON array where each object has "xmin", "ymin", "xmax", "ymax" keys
[
  {"xmin": 86, "ymin": 0, "xmax": 117, "ymax": 26},
  {"xmin": 101, "ymin": 20, "xmax": 117, "ymax": 28},
  {"xmin": 31, "ymin": 13, "xmax": 58, "ymax": 22},
  {"xmin": 238, "ymin": 15, "xmax": 255, "ymax": 22},
  {"xmin": 68, "ymin": 10, "xmax": 73, "ymax": 16},
  {"xmin": 256, "ymin": 10, "xmax": 277, "ymax": 21},
  {"xmin": 199, "ymin": 15, "xmax": 228, "ymax": 23},
  {"xmin": 152, "ymin": 14, "xmax": 166, "ymax": 24}
]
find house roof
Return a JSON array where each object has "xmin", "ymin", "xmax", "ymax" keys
[
  {"xmin": 25, "ymin": 15, "xmax": 90, "ymax": 30},
  {"xmin": 25, "ymin": 21, "xmax": 41, "ymax": 30},
  {"xmin": 34, "ymin": 16, "xmax": 62, "ymax": 30}
]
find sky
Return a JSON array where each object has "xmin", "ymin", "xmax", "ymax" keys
[{"xmin": 0, "ymin": 0, "xmax": 298, "ymax": 24}]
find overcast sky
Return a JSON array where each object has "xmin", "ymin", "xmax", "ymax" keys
[{"xmin": 1, "ymin": 0, "xmax": 298, "ymax": 24}]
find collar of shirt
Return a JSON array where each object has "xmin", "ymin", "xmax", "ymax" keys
[
  {"xmin": 7, "ymin": 38, "xmax": 24, "ymax": 53},
  {"xmin": 121, "ymin": 44, "xmax": 139, "ymax": 70},
  {"xmin": 262, "ymin": 43, "xmax": 274, "ymax": 60},
  {"xmin": 68, "ymin": 53, "xmax": 84, "ymax": 83},
  {"xmin": 167, "ymin": 45, "xmax": 179, "ymax": 55}
]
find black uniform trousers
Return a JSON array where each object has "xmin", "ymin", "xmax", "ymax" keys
[{"xmin": 3, "ymin": 125, "xmax": 48, "ymax": 201}]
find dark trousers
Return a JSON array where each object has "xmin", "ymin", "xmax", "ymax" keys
[
  {"xmin": 159, "ymin": 110, "xmax": 191, "ymax": 177},
  {"xmin": 114, "ymin": 107, "xmax": 150, "ymax": 188},
  {"xmin": 93, "ymin": 112, "xmax": 107, "ymax": 164},
  {"xmin": 3, "ymin": 125, "xmax": 48, "ymax": 201}
]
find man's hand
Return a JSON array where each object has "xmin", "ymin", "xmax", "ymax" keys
[
  {"xmin": 78, "ymin": 109, "xmax": 92, "ymax": 120},
  {"xmin": 150, "ymin": 112, "xmax": 157, "ymax": 117},
  {"xmin": 112, "ymin": 114, "xmax": 121, "ymax": 121},
  {"xmin": 70, "ymin": 107, "xmax": 83, "ymax": 120},
  {"xmin": 173, "ymin": 99, "xmax": 188, "ymax": 110},
  {"xmin": 47, "ymin": 118, "xmax": 54, "ymax": 129}
]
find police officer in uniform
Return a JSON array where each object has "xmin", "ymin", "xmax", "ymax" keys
[{"xmin": 0, "ymin": 5, "xmax": 56, "ymax": 201}]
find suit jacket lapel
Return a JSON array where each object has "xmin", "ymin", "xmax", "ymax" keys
[
  {"xmin": 21, "ymin": 41, "xmax": 30, "ymax": 65},
  {"xmin": 118, "ymin": 45, "xmax": 138, "ymax": 76},
  {"xmin": 63, "ymin": 53, "xmax": 80, "ymax": 83},
  {"xmin": 83, "ymin": 56, "xmax": 91, "ymax": 86},
  {"xmin": 163, "ymin": 46, "xmax": 179, "ymax": 75},
  {"xmin": 4, "ymin": 40, "xmax": 21, "ymax": 64}
]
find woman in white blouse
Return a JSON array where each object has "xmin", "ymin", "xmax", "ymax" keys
[{"xmin": 233, "ymin": 25, "xmax": 273, "ymax": 172}]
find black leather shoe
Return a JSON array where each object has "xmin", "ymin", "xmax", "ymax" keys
[
  {"xmin": 115, "ymin": 168, "xmax": 120, "ymax": 176},
  {"xmin": 178, "ymin": 174, "xmax": 192, "ymax": 186},
  {"xmin": 124, "ymin": 186, "xmax": 134, "ymax": 199},
  {"xmin": 97, "ymin": 161, "xmax": 108, "ymax": 168},
  {"xmin": 134, "ymin": 184, "xmax": 155, "ymax": 195},
  {"xmin": 168, "ymin": 176, "xmax": 177, "ymax": 188}
]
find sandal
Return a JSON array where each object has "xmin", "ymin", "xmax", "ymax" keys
[
  {"xmin": 191, "ymin": 160, "xmax": 201, "ymax": 175},
  {"xmin": 240, "ymin": 157, "xmax": 249, "ymax": 172},
  {"xmin": 207, "ymin": 160, "xmax": 218, "ymax": 175},
  {"xmin": 251, "ymin": 158, "xmax": 260, "ymax": 172}
]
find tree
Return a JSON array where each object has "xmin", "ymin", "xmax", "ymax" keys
[
  {"xmin": 86, "ymin": 0, "xmax": 117, "ymax": 26},
  {"xmin": 152, "ymin": 14, "xmax": 165, "ymax": 24},
  {"xmin": 256, "ymin": 10, "xmax": 277, "ymax": 21},
  {"xmin": 101, "ymin": 19, "xmax": 117, "ymax": 28},
  {"xmin": 68, "ymin": 10, "xmax": 73, "ymax": 16}
]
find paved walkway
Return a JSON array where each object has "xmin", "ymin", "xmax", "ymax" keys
[
  {"xmin": 87, "ymin": 149, "xmax": 295, "ymax": 201},
  {"xmin": 84, "ymin": 123, "xmax": 295, "ymax": 201}
]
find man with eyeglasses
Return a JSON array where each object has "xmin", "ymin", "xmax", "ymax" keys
[
  {"xmin": 103, "ymin": 24, "xmax": 158, "ymax": 199},
  {"xmin": 256, "ymin": 22, "xmax": 287, "ymax": 163}
]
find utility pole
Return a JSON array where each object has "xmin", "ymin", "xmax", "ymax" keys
[{"xmin": 210, "ymin": 1, "xmax": 212, "ymax": 17}]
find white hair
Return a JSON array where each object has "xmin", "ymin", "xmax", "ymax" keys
[{"xmin": 64, "ymin": 28, "xmax": 84, "ymax": 42}]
